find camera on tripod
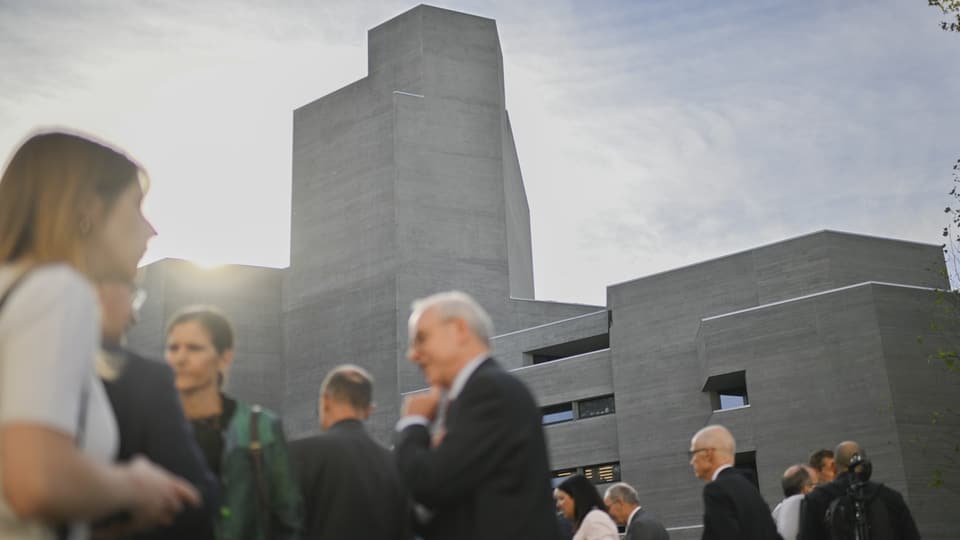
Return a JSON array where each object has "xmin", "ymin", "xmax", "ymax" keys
[
  {"xmin": 847, "ymin": 453, "xmax": 872, "ymax": 485},
  {"xmin": 824, "ymin": 453, "xmax": 877, "ymax": 540}
]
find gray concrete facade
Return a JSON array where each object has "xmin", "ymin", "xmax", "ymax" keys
[{"xmin": 129, "ymin": 5, "xmax": 959, "ymax": 538}]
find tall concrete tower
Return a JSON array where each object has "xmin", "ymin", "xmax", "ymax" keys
[
  {"xmin": 285, "ymin": 5, "xmax": 540, "ymax": 437},
  {"xmin": 130, "ymin": 5, "xmax": 599, "ymax": 443}
]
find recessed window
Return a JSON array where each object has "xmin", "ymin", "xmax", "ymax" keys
[
  {"xmin": 542, "ymin": 403, "xmax": 575, "ymax": 425},
  {"xmin": 735, "ymin": 450, "xmax": 759, "ymax": 488},
  {"xmin": 578, "ymin": 395, "xmax": 615, "ymax": 419},
  {"xmin": 702, "ymin": 370, "xmax": 749, "ymax": 411},
  {"xmin": 583, "ymin": 462, "xmax": 621, "ymax": 485},
  {"xmin": 552, "ymin": 462, "xmax": 621, "ymax": 486},
  {"xmin": 527, "ymin": 334, "xmax": 610, "ymax": 365}
]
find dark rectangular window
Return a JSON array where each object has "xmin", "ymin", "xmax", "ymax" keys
[
  {"xmin": 578, "ymin": 395, "xmax": 615, "ymax": 419},
  {"xmin": 735, "ymin": 451, "xmax": 759, "ymax": 488},
  {"xmin": 527, "ymin": 334, "xmax": 610, "ymax": 365},
  {"xmin": 702, "ymin": 370, "xmax": 749, "ymax": 411},
  {"xmin": 542, "ymin": 403, "xmax": 574, "ymax": 425},
  {"xmin": 583, "ymin": 462, "xmax": 621, "ymax": 485}
]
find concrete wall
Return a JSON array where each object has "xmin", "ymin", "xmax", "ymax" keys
[
  {"xmin": 875, "ymin": 285, "xmax": 960, "ymax": 538},
  {"xmin": 607, "ymin": 231, "xmax": 949, "ymax": 531},
  {"xmin": 494, "ymin": 309, "xmax": 608, "ymax": 369},
  {"xmin": 287, "ymin": 5, "xmax": 544, "ymax": 440},
  {"xmin": 286, "ymin": 64, "xmax": 400, "ymax": 440}
]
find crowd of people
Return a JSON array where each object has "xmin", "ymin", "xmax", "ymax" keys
[{"xmin": 0, "ymin": 129, "xmax": 925, "ymax": 540}]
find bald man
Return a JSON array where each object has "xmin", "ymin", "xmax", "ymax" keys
[
  {"xmin": 689, "ymin": 425, "xmax": 781, "ymax": 540},
  {"xmin": 798, "ymin": 441, "xmax": 920, "ymax": 540},
  {"xmin": 772, "ymin": 464, "xmax": 817, "ymax": 540}
]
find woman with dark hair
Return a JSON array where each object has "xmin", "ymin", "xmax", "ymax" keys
[
  {"xmin": 0, "ymin": 130, "xmax": 200, "ymax": 539},
  {"xmin": 165, "ymin": 306, "xmax": 302, "ymax": 540},
  {"xmin": 555, "ymin": 475, "xmax": 619, "ymax": 540}
]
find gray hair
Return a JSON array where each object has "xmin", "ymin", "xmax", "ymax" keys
[
  {"xmin": 692, "ymin": 424, "xmax": 736, "ymax": 456},
  {"xmin": 781, "ymin": 464, "xmax": 814, "ymax": 497},
  {"xmin": 409, "ymin": 291, "xmax": 494, "ymax": 345},
  {"xmin": 604, "ymin": 482, "xmax": 640, "ymax": 505},
  {"xmin": 320, "ymin": 364, "xmax": 374, "ymax": 410}
]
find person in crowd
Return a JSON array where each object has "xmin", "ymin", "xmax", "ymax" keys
[
  {"xmin": 95, "ymin": 280, "xmax": 220, "ymax": 539},
  {"xmin": 603, "ymin": 482, "xmax": 669, "ymax": 540},
  {"xmin": 688, "ymin": 425, "xmax": 780, "ymax": 540},
  {"xmin": 554, "ymin": 474, "xmax": 619, "ymax": 540},
  {"xmin": 0, "ymin": 130, "xmax": 200, "ymax": 539},
  {"xmin": 394, "ymin": 291, "xmax": 559, "ymax": 539},
  {"xmin": 288, "ymin": 364, "xmax": 410, "ymax": 540},
  {"xmin": 165, "ymin": 306, "xmax": 303, "ymax": 540},
  {"xmin": 798, "ymin": 441, "xmax": 920, "ymax": 540},
  {"xmin": 808, "ymin": 448, "xmax": 835, "ymax": 484},
  {"xmin": 771, "ymin": 464, "xmax": 816, "ymax": 540}
]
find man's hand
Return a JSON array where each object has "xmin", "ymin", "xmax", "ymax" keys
[
  {"xmin": 125, "ymin": 456, "xmax": 201, "ymax": 529},
  {"xmin": 402, "ymin": 386, "xmax": 442, "ymax": 421}
]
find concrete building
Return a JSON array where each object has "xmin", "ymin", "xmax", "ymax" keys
[{"xmin": 130, "ymin": 5, "xmax": 960, "ymax": 538}]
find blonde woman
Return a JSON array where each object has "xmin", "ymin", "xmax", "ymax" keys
[{"xmin": 0, "ymin": 131, "xmax": 200, "ymax": 539}]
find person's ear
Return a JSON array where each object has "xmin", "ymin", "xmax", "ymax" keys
[
  {"xmin": 218, "ymin": 348, "xmax": 235, "ymax": 372},
  {"xmin": 361, "ymin": 403, "xmax": 376, "ymax": 420}
]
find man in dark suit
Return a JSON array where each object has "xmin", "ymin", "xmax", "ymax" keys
[
  {"xmin": 604, "ymin": 482, "xmax": 670, "ymax": 540},
  {"xmin": 96, "ymin": 281, "xmax": 219, "ymax": 539},
  {"xmin": 689, "ymin": 425, "xmax": 781, "ymax": 540},
  {"xmin": 395, "ymin": 291, "xmax": 560, "ymax": 540},
  {"xmin": 289, "ymin": 365, "xmax": 411, "ymax": 540},
  {"xmin": 797, "ymin": 441, "xmax": 920, "ymax": 540}
]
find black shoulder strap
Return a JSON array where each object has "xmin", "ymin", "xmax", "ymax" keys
[{"xmin": 249, "ymin": 405, "xmax": 273, "ymax": 540}]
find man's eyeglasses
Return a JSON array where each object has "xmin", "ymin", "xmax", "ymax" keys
[{"xmin": 688, "ymin": 447, "xmax": 713, "ymax": 458}]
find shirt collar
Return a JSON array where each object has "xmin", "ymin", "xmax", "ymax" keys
[
  {"xmin": 712, "ymin": 463, "xmax": 733, "ymax": 481},
  {"xmin": 447, "ymin": 353, "xmax": 488, "ymax": 400},
  {"xmin": 627, "ymin": 506, "xmax": 642, "ymax": 526}
]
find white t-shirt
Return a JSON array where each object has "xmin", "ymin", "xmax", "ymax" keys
[
  {"xmin": 0, "ymin": 265, "xmax": 118, "ymax": 540},
  {"xmin": 573, "ymin": 508, "xmax": 620, "ymax": 540}
]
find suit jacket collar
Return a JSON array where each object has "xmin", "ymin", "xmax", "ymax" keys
[
  {"xmin": 328, "ymin": 418, "xmax": 366, "ymax": 435},
  {"xmin": 627, "ymin": 506, "xmax": 644, "ymax": 527},
  {"xmin": 712, "ymin": 463, "xmax": 734, "ymax": 481},
  {"xmin": 447, "ymin": 353, "xmax": 490, "ymax": 400}
]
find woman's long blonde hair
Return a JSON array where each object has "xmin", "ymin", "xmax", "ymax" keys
[{"xmin": 0, "ymin": 130, "xmax": 148, "ymax": 271}]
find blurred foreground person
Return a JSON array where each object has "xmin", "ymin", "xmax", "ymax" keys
[
  {"xmin": 165, "ymin": 306, "xmax": 303, "ymax": 540},
  {"xmin": 289, "ymin": 365, "xmax": 410, "ymax": 540},
  {"xmin": 603, "ymin": 482, "xmax": 669, "ymax": 540},
  {"xmin": 0, "ymin": 131, "xmax": 200, "ymax": 539},
  {"xmin": 688, "ymin": 425, "xmax": 780, "ymax": 540},
  {"xmin": 96, "ymin": 281, "xmax": 219, "ymax": 539},
  {"xmin": 395, "ymin": 291, "xmax": 559, "ymax": 539}
]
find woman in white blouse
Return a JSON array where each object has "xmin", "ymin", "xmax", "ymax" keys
[
  {"xmin": 555, "ymin": 474, "xmax": 620, "ymax": 540},
  {"xmin": 0, "ymin": 131, "xmax": 200, "ymax": 539}
]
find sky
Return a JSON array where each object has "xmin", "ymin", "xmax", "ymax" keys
[{"xmin": 1, "ymin": 0, "xmax": 958, "ymax": 305}]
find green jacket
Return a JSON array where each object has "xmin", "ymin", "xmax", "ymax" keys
[{"xmin": 218, "ymin": 401, "xmax": 303, "ymax": 540}]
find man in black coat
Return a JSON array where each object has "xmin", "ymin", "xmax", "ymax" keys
[
  {"xmin": 797, "ymin": 441, "xmax": 920, "ymax": 540},
  {"xmin": 604, "ymin": 482, "xmax": 670, "ymax": 540},
  {"xmin": 689, "ymin": 425, "xmax": 781, "ymax": 540},
  {"xmin": 395, "ymin": 291, "xmax": 560, "ymax": 540},
  {"xmin": 96, "ymin": 281, "xmax": 219, "ymax": 539},
  {"xmin": 288, "ymin": 365, "xmax": 411, "ymax": 540}
]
